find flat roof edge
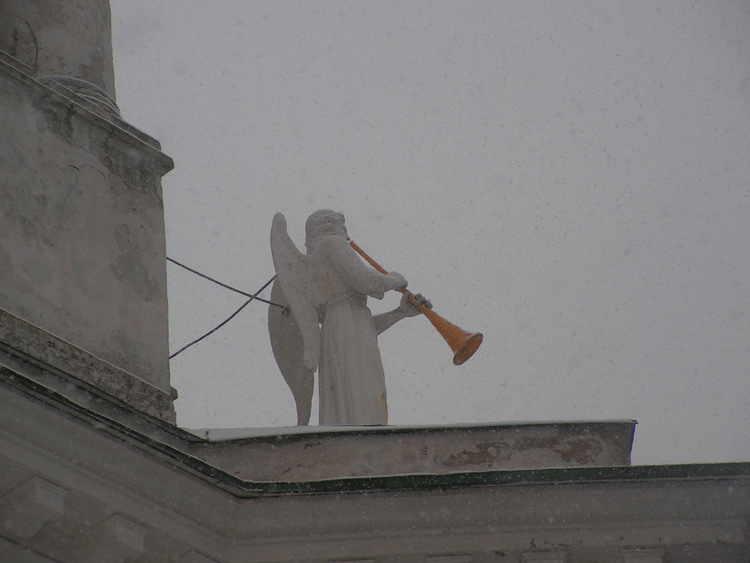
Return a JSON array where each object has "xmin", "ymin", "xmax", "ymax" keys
[
  {"xmin": 185, "ymin": 420, "xmax": 638, "ymax": 442},
  {"xmin": 264, "ymin": 460, "xmax": 750, "ymax": 497},
  {"xmin": 4, "ymin": 367, "xmax": 747, "ymax": 499}
]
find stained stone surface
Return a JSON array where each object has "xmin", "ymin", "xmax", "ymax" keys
[
  {"xmin": 186, "ymin": 420, "xmax": 636, "ymax": 482},
  {"xmin": 0, "ymin": 56, "xmax": 173, "ymax": 394}
]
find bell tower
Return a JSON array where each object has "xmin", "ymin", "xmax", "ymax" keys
[{"xmin": 0, "ymin": 0, "xmax": 176, "ymax": 421}]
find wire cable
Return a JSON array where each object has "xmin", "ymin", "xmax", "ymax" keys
[
  {"xmin": 169, "ymin": 275, "xmax": 277, "ymax": 360},
  {"xmin": 167, "ymin": 256, "xmax": 284, "ymax": 309}
]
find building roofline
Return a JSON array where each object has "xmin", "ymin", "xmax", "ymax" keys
[
  {"xmin": 186, "ymin": 418, "xmax": 638, "ymax": 443},
  {"xmin": 3, "ymin": 363, "xmax": 749, "ymax": 499}
]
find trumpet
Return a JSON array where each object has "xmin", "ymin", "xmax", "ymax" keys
[{"xmin": 349, "ymin": 241, "xmax": 483, "ymax": 365}]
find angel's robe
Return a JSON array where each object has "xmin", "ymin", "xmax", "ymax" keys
[{"xmin": 310, "ymin": 234, "xmax": 391, "ymax": 425}]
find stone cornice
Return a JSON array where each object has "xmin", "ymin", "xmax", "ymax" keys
[
  {"xmin": 0, "ymin": 308, "xmax": 175, "ymax": 423},
  {"xmin": 0, "ymin": 53, "xmax": 173, "ymax": 176}
]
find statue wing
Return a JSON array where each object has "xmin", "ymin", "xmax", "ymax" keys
[
  {"xmin": 269, "ymin": 212, "xmax": 319, "ymax": 424},
  {"xmin": 268, "ymin": 279, "xmax": 313, "ymax": 426}
]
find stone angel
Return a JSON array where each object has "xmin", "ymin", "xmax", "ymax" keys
[{"xmin": 268, "ymin": 210, "xmax": 429, "ymax": 426}]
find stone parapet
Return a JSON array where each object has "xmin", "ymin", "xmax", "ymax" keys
[{"xmin": 186, "ymin": 420, "xmax": 636, "ymax": 482}]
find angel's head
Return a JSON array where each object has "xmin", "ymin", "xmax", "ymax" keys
[{"xmin": 305, "ymin": 209, "xmax": 348, "ymax": 253}]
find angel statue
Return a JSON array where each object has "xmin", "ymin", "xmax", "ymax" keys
[{"xmin": 268, "ymin": 210, "xmax": 430, "ymax": 426}]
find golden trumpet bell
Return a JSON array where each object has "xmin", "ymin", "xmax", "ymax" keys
[
  {"xmin": 452, "ymin": 332, "xmax": 484, "ymax": 366},
  {"xmin": 421, "ymin": 306, "xmax": 483, "ymax": 365}
]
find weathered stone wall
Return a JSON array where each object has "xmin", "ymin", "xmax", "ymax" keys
[{"xmin": 0, "ymin": 58, "xmax": 173, "ymax": 393}]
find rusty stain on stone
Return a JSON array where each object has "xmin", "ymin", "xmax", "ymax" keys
[
  {"xmin": 558, "ymin": 438, "xmax": 602, "ymax": 465},
  {"xmin": 442, "ymin": 432, "xmax": 608, "ymax": 468},
  {"xmin": 443, "ymin": 441, "xmax": 512, "ymax": 468}
]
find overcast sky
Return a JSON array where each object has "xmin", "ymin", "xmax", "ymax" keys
[{"xmin": 111, "ymin": 1, "xmax": 750, "ymax": 465}]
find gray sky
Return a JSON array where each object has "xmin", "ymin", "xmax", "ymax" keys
[{"xmin": 111, "ymin": 1, "xmax": 750, "ymax": 465}]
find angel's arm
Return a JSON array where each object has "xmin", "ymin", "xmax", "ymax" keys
[
  {"xmin": 320, "ymin": 236, "xmax": 406, "ymax": 299},
  {"xmin": 373, "ymin": 292, "xmax": 431, "ymax": 334}
]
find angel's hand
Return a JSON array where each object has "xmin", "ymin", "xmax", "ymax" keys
[
  {"xmin": 385, "ymin": 271, "xmax": 407, "ymax": 292},
  {"xmin": 399, "ymin": 292, "xmax": 432, "ymax": 317}
]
